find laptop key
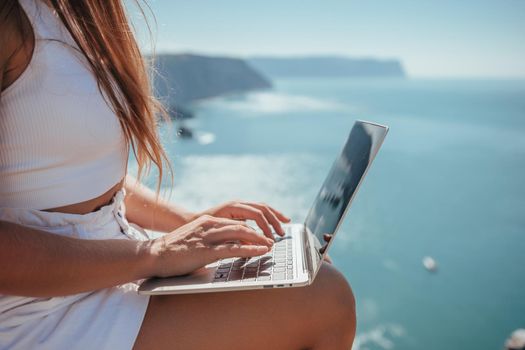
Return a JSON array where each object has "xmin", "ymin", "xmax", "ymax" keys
[
  {"xmin": 259, "ymin": 264, "xmax": 273, "ymax": 272},
  {"xmin": 215, "ymin": 272, "xmax": 228, "ymax": 279},
  {"xmin": 228, "ymin": 272, "xmax": 243, "ymax": 281},
  {"xmin": 272, "ymin": 273, "xmax": 286, "ymax": 280}
]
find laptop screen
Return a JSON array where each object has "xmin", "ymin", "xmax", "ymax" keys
[{"xmin": 304, "ymin": 121, "xmax": 388, "ymax": 270}]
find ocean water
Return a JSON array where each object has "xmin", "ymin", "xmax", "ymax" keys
[{"xmin": 130, "ymin": 78, "xmax": 525, "ymax": 349}]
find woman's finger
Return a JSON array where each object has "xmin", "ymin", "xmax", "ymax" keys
[
  {"xmin": 211, "ymin": 243, "xmax": 269, "ymax": 260},
  {"xmin": 206, "ymin": 224, "xmax": 274, "ymax": 247},
  {"xmin": 243, "ymin": 202, "xmax": 290, "ymax": 224},
  {"xmin": 250, "ymin": 203, "xmax": 290, "ymax": 223},
  {"xmin": 270, "ymin": 207, "xmax": 291, "ymax": 223},
  {"xmin": 242, "ymin": 202, "xmax": 286, "ymax": 236},
  {"xmin": 198, "ymin": 215, "xmax": 250, "ymax": 230},
  {"xmin": 227, "ymin": 204, "xmax": 274, "ymax": 239}
]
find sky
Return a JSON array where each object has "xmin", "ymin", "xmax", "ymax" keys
[{"xmin": 132, "ymin": 0, "xmax": 525, "ymax": 78}]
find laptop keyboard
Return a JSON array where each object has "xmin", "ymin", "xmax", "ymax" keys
[{"xmin": 213, "ymin": 234, "xmax": 294, "ymax": 283}]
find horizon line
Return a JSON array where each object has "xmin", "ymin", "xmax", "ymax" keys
[{"xmin": 145, "ymin": 51, "xmax": 525, "ymax": 80}]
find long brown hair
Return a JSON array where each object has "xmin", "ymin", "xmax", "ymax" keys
[{"xmin": 4, "ymin": 0, "xmax": 172, "ymax": 195}]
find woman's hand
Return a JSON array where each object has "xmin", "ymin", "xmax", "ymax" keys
[
  {"xmin": 148, "ymin": 215, "xmax": 274, "ymax": 278},
  {"xmin": 197, "ymin": 201, "xmax": 291, "ymax": 239}
]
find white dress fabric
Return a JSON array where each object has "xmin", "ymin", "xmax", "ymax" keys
[{"xmin": 0, "ymin": 189, "xmax": 156, "ymax": 350}]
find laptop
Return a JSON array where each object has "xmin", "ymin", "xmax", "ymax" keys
[{"xmin": 138, "ymin": 120, "xmax": 389, "ymax": 295}]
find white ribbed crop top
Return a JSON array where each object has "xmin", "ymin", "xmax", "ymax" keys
[{"xmin": 0, "ymin": 0, "xmax": 129, "ymax": 210}]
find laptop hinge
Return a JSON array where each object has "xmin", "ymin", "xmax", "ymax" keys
[{"xmin": 301, "ymin": 225, "xmax": 312, "ymax": 277}]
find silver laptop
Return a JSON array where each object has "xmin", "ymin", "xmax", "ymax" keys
[{"xmin": 138, "ymin": 120, "xmax": 389, "ymax": 295}]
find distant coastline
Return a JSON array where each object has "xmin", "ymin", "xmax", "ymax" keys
[
  {"xmin": 151, "ymin": 53, "xmax": 407, "ymax": 122},
  {"xmin": 248, "ymin": 56, "xmax": 406, "ymax": 79},
  {"xmin": 152, "ymin": 53, "xmax": 406, "ymax": 104}
]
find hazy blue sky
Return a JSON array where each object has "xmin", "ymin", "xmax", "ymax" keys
[{"xmin": 135, "ymin": 0, "xmax": 525, "ymax": 78}]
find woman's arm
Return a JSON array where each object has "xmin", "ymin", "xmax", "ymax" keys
[
  {"xmin": 0, "ymin": 220, "xmax": 154, "ymax": 297},
  {"xmin": 124, "ymin": 174, "xmax": 196, "ymax": 233},
  {"xmin": 0, "ymin": 215, "xmax": 272, "ymax": 298},
  {"xmin": 124, "ymin": 174, "xmax": 291, "ymax": 237}
]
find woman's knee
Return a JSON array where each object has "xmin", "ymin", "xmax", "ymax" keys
[{"xmin": 313, "ymin": 262, "xmax": 356, "ymax": 331}]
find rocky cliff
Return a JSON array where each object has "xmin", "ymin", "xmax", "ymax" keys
[{"xmin": 153, "ymin": 54, "xmax": 272, "ymax": 106}]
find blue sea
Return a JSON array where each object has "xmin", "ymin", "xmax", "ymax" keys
[{"xmin": 130, "ymin": 78, "xmax": 525, "ymax": 349}]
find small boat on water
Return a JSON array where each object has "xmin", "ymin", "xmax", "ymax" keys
[
  {"xmin": 422, "ymin": 256, "xmax": 438, "ymax": 272},
  {"xmin": 177, "ymin": 125, "xmax": 193, "ymax": 139},
  {"xmin": 505, "ymin": 329, "xmax": 525, "ymax": 350}
]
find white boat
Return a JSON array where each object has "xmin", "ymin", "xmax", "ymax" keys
[
  {"xmin": 505, "ymin": 329, "xmax": 525, "ymax": 350},
  {"xmin": 422, "ymin": 256, "xmax": 437, "ymax": 272}
]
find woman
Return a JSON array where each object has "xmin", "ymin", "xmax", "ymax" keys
[{"xmin": 0, "ymin": 0, "xmax": 356, "ymax": 349}]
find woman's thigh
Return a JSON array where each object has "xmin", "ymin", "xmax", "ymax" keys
[{"xmin": 133, "ymin": 262, "xmax": 356, "ymax": 350}]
